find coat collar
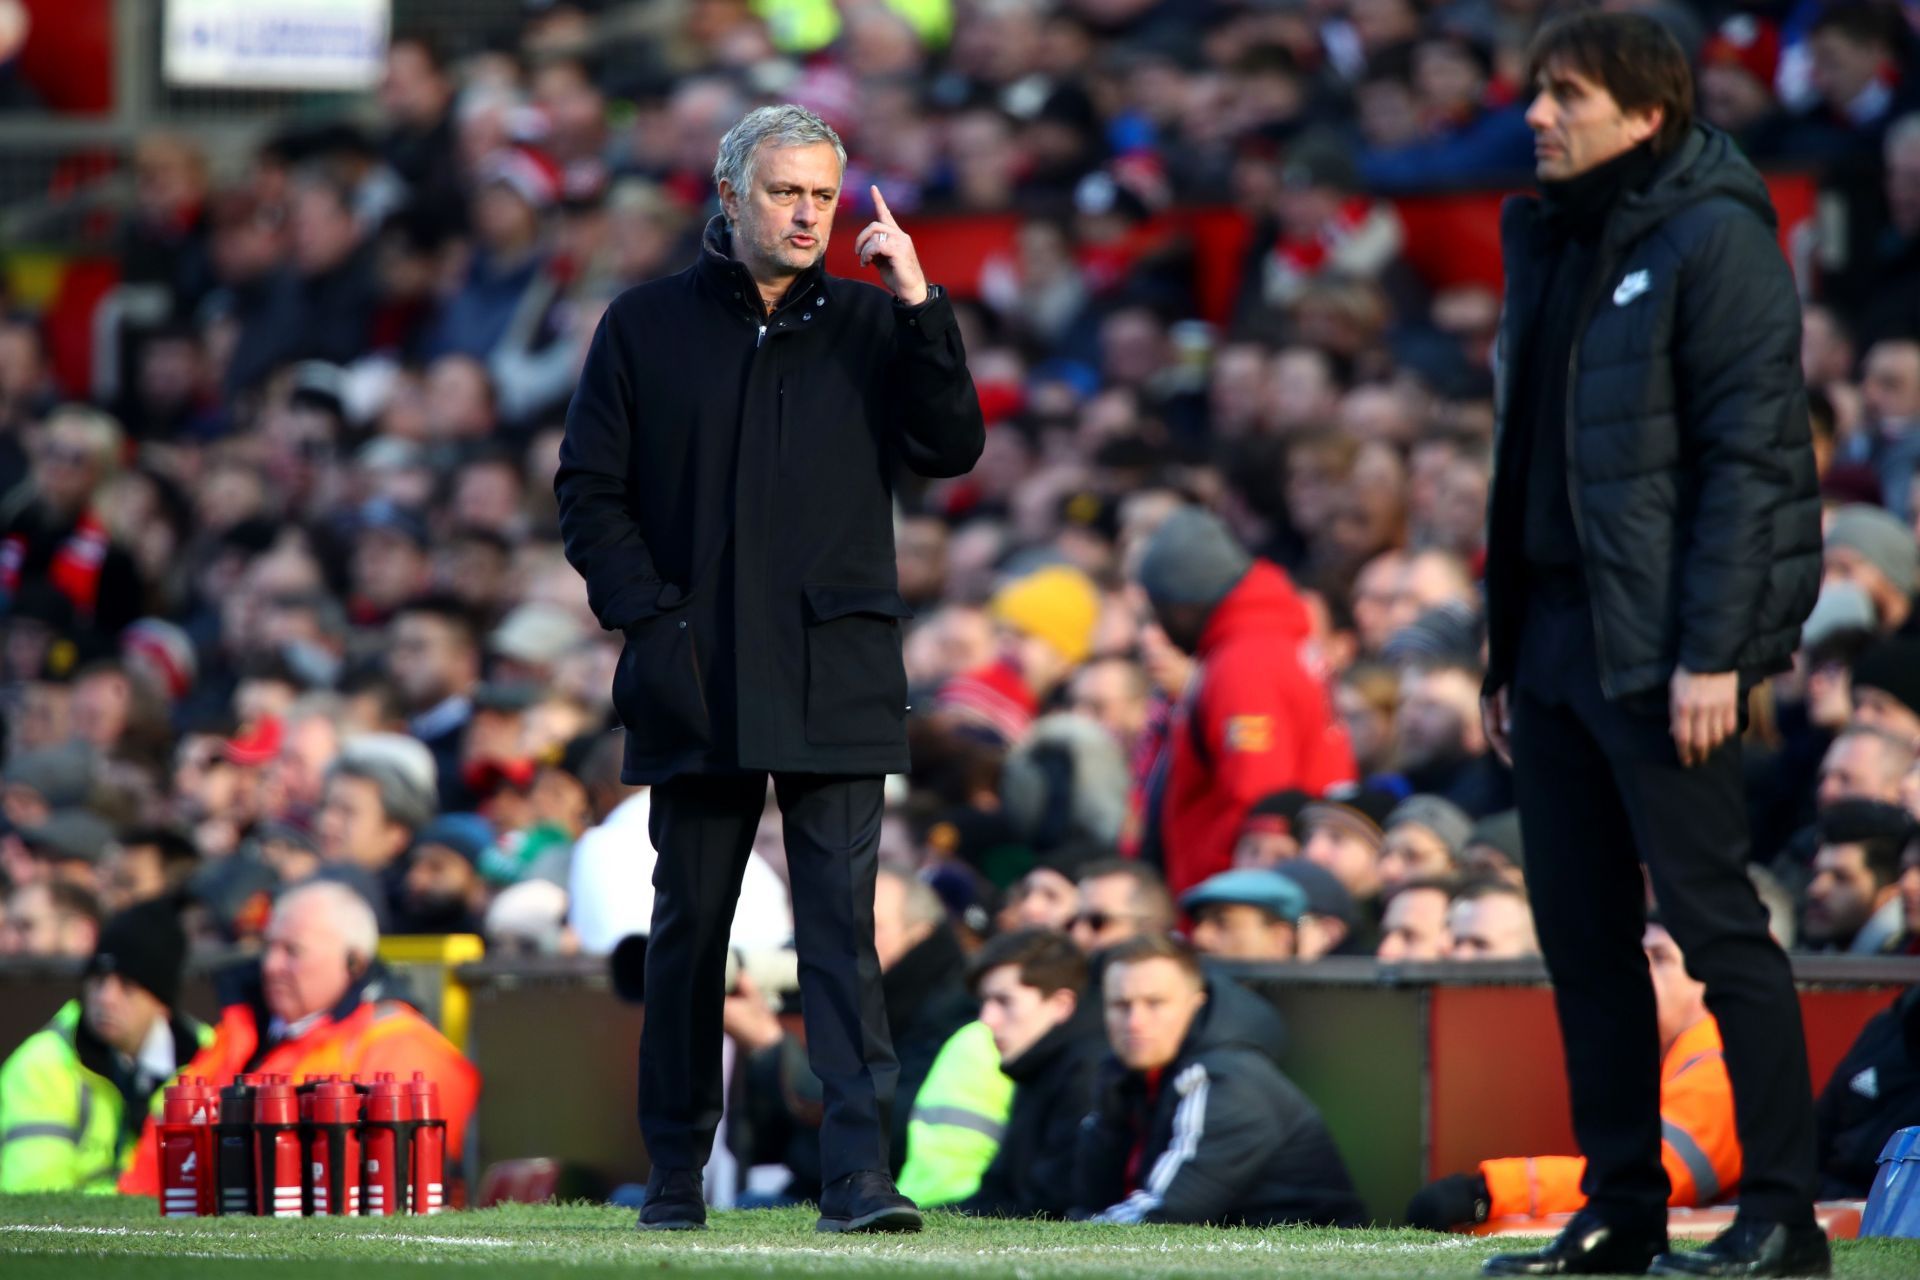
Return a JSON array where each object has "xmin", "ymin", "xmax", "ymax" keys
[{"xmin": 696, "ymin": 214, "xmax": 828, "ymax": 322}]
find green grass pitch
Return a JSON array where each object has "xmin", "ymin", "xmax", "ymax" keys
[{"xmin": 1, "ymin": 1195, "xmax": 1916, "ymax": 1278}]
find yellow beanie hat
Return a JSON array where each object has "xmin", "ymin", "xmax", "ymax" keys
[{"xmin": 989, "ymin": 566, "xmax": 1100, "ymax": 666}]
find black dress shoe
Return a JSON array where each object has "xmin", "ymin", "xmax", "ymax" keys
[
  {"xmin": 815, "ymin": 1171, "xmax": 923, "ymax": 1234},
  {"xmin": 1648, "ymin": 1219, "xmax": 1830, "ymax": 1277},
  {"xmin": 1482, "ymin": 1210, "xmax": 1668, "ymax": 1276},
  {"xmin": 637, "ymin": 1168, "xmax": 706, "ymax": 1231}
]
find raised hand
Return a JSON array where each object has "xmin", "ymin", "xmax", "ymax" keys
[{"xmin": 854, "ymin": 185, "xmax": 928, "ymax": 306}]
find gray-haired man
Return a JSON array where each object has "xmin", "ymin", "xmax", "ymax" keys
[{"xmin": 555, "ymin": 105, "xmax": 983, "ymax": 1233}]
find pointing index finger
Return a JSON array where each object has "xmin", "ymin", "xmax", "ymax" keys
[{"xmin": 871, "ymin": 185, "xmax": 898, "ymax": 227}]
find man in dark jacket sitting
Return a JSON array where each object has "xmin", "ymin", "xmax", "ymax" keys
[
  {"xmin": 1071, "ymin": 934, "xmax": 1362, "ymax": 1226},
  {"xmin": 957, "ymin": 928, "xmax": 1104, "ymax": 1219}
]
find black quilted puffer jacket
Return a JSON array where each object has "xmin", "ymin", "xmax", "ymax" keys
[{"xmin": 1484, "ymin": 124, "xmax": 1821, "ymax": 699}]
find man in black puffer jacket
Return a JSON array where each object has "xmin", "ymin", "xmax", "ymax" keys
[
  {"xmin": 1476, "ymin": 15, "xmax": 1825, "ymax": 1280},
  {"xmin": 1070, "ymin": 935, "xmax": 1361, "ymax": 1227}
]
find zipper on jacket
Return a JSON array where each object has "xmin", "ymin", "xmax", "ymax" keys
[
  {"xmin": 757, "ymin": 323, "xmax": 767, "ymax": 348},
  {"xmin": 1564, "ymin": 248, "xmax": 1622, "ymax": 699}
]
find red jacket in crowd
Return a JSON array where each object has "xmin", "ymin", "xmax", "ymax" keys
[{"xmin": 1146, "ymin": 561, "xmax": 1356, "ymax": 899}]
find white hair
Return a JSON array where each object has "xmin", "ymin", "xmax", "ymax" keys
[
  {"xmin": 712, "ymin": 104, "xmax": 846, "ymax": 211},
  {"xmin": 276, "ymin": 880, "xmax": 380, "ymax": 963}
]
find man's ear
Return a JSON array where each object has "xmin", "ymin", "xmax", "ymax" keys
[{"xmin": 1626, "ymin": 105, "xmax": 1664, "ymax": 147}]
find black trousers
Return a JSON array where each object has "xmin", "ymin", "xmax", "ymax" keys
[
  {"xmin": 1509, "ymin": 592, "xmax": 1816, "ymax": 1228},
  {"xmin": 638, "ymin": 771, "xmax": 897, "ymax": 1185}
]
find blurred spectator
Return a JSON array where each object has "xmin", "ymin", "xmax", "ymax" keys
[
  {"xmin": 1849, "ymin": 636, "xmax": 1920, "ymax": 745},
  {"xmin": 1183, "ymin": 868, "xmax": 1310, "ymax": 962},
  {"xmin": 1068, "ymin": 859, "xmax": 1175, "ymax": 955},
  {"xmin": 399, "ymin": 813, "xmax": 496, "ymax": 935},
  {"xmin": 0, "ymin": 901, "xmax": 206, "ymax": 1192},
  {"xmin": 1335, "ymin": 661, "xmax": 1401, "ymax": 776},
  {"xmin": 379, "ymin": 35, "xmax": 463, "ymax": 240},
  {"xmin": 1801, "ymin": 798, "xmax": 1913, "ymax": 953},
  {"xmin": 1269, "ymin": 858, "xmax": 1362, "ymax": 959},
  {"xmin": 314, "ymin": 738, "xmax": 438, "ymax": 924},
  {"xmin": 423, "ymin": 148, "xmax": 559, "ymax": 362},
  {"xmin": 1359, "ymin": 29, "xmax": 1533, "ymax": 189},
  {"xmin": 957, "ymin": 928, "xmax": 1102, "ymax": 1219},
  {"xmin": 1848, "ymin": 341, "xmax": 1920, "ymax": 521},
  {"xmin": 1853, "ymin": 115, "xmax": 1920, "ymax": 346},
  {"xmin": 1065, "ymin": 656, "xmax": 1152, "ymax": 758},
  {"xmin": 98, "ymin": 826, "xmax": 198, "ymax": 915},
  {"xmin": 1073, "ymin": 935, "xmax": 1363, "ymax": 1225},
  {"xmin": 1408, "ymin": 922, "xmax": 1735, "ymax": 1229},
  {"xmin": 224, "ymin": 165, "xmax": 379, "ymax": 393},
  {"xmin": 1697, "ymin": 16, "xmax": 1787, "ymax": 156},
  {"xmin": 1461, "ymin": 810, "xmax": 1526, "ymax": 887},
  {"xmin": 1445, "ymin": 878, "xmax": 1540, "ymax": 960},
  {"xmin": 941, "ymin": 566, "xmax": 1099, "ymax": 744},
  {"xmin": 1390, "ymin": 658, "xmax": 1512, "ymax": 816},
  {"xmin": 1295, "ymin": 787, "xmax": 1396, "ymax": 920},
  {"xmin": 1814, "ymin": 983, "xmax": 1920, "ymax": 1196},
  {"xmin": 388, "ymin": 595, "xmax": 483, "ymax": 808},
  {"xmin": 119, "ymin": 881, "xmax": 482, "ymax": 1195},
  {"xmin": 1377, "ymin": 877, "xmax": 1456, "ymax": 962},
  {"xmin": 1817, "ymin": 725, "xmax": 1916, "ymax": 807},
  {"xmin": 1230, "ymin": 788, "xmax": 1312, "ymax": 870},
  {"xmin": 0, "ymin": 405, "xmax": 144, "ymax": 638},
  {"xmin": 1780, "ymin": 3, "xmax": 1918, "ymax": 163},
  {"xmin": 1379, "ymin": 795, "xmax": 1471, "ymax": 891},
  {"xmin": 1131, "ymin": 509, "xmax": 1356, "ymax": 898},
  {"xmin": 1, "ymin": 881, "xmax": 102, "ymax": 957}
]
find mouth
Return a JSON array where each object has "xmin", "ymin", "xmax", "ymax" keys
[{"xmin": 789, "ymin": 234, "xmax": 817, "ymax": 249}]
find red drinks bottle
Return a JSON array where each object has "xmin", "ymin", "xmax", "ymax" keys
[
  {"xmin": 157, "ymin": 1077, "xmax": 218, "ymax": 1217},
  {"xmin": 407, "ymin": 1073, "xmax": 447, "ymax": 1215},
  {"xmin": 253, "ymin": 1080, "xmax": 303, "ymax": 1217},
  {"xmin": 305, "ymin": 1079, "xmax": 363, "ymax": 1215},
  {"xmin": 360, "ymin": 1073, "xmax": 411, "ymax": 1217}
]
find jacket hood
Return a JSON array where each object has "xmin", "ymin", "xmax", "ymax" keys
[
  {"xmin": 1183, "ymin": 972, "xmax": 1289, "ymax": 1066},
  {"xmin": 1607, "ymin": 124, "xmax": 1775, "ymax": 248},
  {"xmin": 1198, "ymin": 561, "xmax": 1310, "ymax": 657}
]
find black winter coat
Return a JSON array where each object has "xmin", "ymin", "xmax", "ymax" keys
[
  {"xmin": 1072, "ymin": 976, "xmax": 1363, "ymax": 1226},
  {"xmin": 960, "ymin": 999, "xmax": 1106, "ymax": 1219},
  {"xmin": 1485, "ymin": 126, "xmax": 1820, "ymax": 698},
  {"xmin": 1815, "ymin": 984, "xmax": 1920, "ymax": 1198},
  {"xmin": 555, "ymin": 218, "xmax": 984, "ymax": 783}
]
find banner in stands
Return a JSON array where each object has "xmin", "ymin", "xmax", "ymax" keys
[{"xmin": 163, "ymin": 0, "xmax": 390, "ymax": 90}]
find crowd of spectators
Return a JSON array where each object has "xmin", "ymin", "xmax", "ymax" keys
[{"xmin": 1, "ymin": 0, "xmax": 1920, "ymax": 1220}]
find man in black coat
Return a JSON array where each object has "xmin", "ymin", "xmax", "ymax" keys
[
  {"xmin": 1071, "ymin": 935, "xmax": 1362, "ymax": 1227},
  {"xmin": 1477, "ymin": 15, "xmax": 1825, "ymax": 1279},
  {"xmin": 554, "ymin": 103, "xmax": 983, "ymax": 1235},
  {"xmin": 959, "ymin": 928, "xmax": 1106, "ymax": 1219}
]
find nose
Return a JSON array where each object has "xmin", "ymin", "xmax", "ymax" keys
[
  {"xmin": 793, "ymin": 196, "xmax": 817, "ymax": 228},
  {"xmin": 1525, "ymin": 92, "xmax": 1553, "ymax": 132}
]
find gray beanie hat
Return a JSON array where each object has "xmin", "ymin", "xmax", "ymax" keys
[
  {"xmin": 1385, "ymin": 795, "xmax": 1474, "ymax": 861},
  {"xmin": 1827, "ymin": 505, "xmax": 1918, "ymax": 597},
  {"xmin": 1135, "ymin": 508, "xmax": 1253, "ymax": 608}
]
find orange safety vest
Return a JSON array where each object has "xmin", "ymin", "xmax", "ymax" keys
[
  {"xmin": 1480, "ymin": 1017, "xmax": 1739, "ymax": 1217},
  {"xmin": 119, "ymin": 994, "xmax": 481, "ymax": 1196}
]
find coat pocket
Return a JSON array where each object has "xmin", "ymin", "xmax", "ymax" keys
[
  {"xmin": 802, "ymin": 583, "xmax": 913, "ymax": 747},
  {"xmin": 614, "ymin": 607, "xmax": 711, "ymax": 755}
]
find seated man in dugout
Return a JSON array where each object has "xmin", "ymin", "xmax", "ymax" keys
[
  {"xmin": 1072, "ymin": 934, "xmax": 1364, "ymax": 1226},
  {"xmin": 120, "ymin": 881, "xmax": 481, "ymax": 1195},
  {"xmin": 1405, "ymin": 921, "xmax": 1737, "ymax": 1229}
]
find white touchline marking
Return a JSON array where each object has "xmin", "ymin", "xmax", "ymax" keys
[{"xmin": 0, "ymin": 1224, "xmax": 516, "ymax": 1248}]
